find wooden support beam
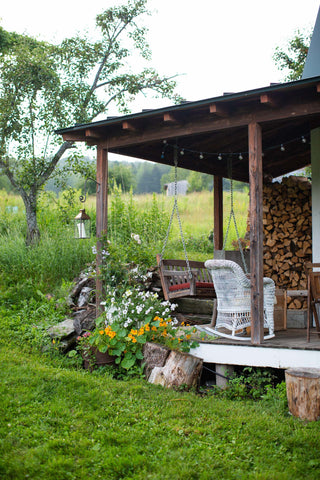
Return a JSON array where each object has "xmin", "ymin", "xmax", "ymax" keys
[
  {"xmin": 122, "ymin": 121, "xmax": 136, "ymax": 131},
  {"xmin": 317, "ymin": 83, "xmax": 320, "ymax": 93},
  {"xmin": 163, "ymin": 113, "xmax": 177, "ymax": 122},
  {"xmin": 214, "ymin": 176, "xmax": 223, "ymax": 250},
  {"xmin": 85, "ymin": 129, "xmax": 102, "ymax": 139},
  {"xmin": 260, "ymin": 94, "xmax": 278, "ymax": 107},
  {"xmin": 96, "ymin": 145, "xmax": 108, "ymax": 316},
  {"xmin": 248, "ymin": 122, "xmax": 264, "ymax": 345},
  {"xmin": 209, "ymin": 103, "xmax": 228, "ymax": 117}
]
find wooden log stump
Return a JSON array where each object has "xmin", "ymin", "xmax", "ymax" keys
[
  {"xmin": 285, "ymin": 368, "xmax": 320, "ymax": 421},
  {"xmin": 143, "ymin": 342, "xmax": 170, "ymax": 380},
  {"xmin": 148, "ymin": 349, "xmax": 203, "ymax": 389}
]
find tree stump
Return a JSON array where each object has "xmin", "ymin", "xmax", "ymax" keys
[
  {"xmin": 285, "ymin": 368, "xmax": 320, "ymax": 421},
  {"xmin": 143, "ymin": 342, "xmax": 171, "ymax": 380},
  {"xmin": 147, "ymin": 349, "xmax": 203, "ymax": 389}
]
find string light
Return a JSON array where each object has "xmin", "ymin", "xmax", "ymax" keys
[{"xmin": 162, "ymin": 133, "xmax": 309, "ymax": 161}]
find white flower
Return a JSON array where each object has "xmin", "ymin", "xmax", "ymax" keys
[
  {"xmin": 91, "ymin": 245, "xmax": 97, "ymax": 255},
  {"xmin": 131, "ymin": 233, "xmax": 141, "ymax": 244}
]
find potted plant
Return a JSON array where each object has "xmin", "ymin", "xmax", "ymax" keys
[{"xmin": 77, "ymin": 331, "xmax": 116, "ymax": 371}]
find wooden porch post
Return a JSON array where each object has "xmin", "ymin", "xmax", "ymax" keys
[
  {"xmin": 248, "ymin": 122, "xmax": 264, "ymax": 344},
  {"xmin": 96, "ymin": 145, "xmax": 108, "ymax": 316},
  {"xmin": 214, "ymin": 176, "xmax": 223, "ymax": 251}
]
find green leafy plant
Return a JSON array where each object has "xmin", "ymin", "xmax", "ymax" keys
[{"xmin": 77, "ymin": 286, "xmax": 198, "ymax": 374}]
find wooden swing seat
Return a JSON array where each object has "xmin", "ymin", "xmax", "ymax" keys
[{"xmin": 156, "ymin": 255, "xmax": 215, "ymax": 301}]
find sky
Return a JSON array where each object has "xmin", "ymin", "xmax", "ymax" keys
[
  {"xmin": 1, "ymin": 0, "xmax": 319, "ymax": 106},
  {"xmin": 1, "ymin": 0, "xmax": 320, "ymax": 162}
]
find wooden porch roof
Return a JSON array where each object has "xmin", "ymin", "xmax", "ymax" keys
[{"xmin": 57, "ymin": 76, "xmax": 320, "ymax": 182}]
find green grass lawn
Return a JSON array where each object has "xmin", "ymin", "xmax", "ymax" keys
[
  {"xmin": 1, "ymin": 344, "xmax": 320, "ymax": 480},
  {"xmin": 1, "ymin": 189, "xmax": 319, "ymax": 480}
]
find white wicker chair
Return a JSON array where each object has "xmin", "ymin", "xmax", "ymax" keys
[{"xmin": 204, "ymin": 259, "xmax": 275, "ymax": 340}]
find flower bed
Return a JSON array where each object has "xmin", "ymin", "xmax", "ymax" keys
[{"xmin": 77, "ymin": 286, "xmax": 199, "ymax": 374}]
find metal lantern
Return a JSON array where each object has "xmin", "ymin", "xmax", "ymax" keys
[{"xmin": 74, "ymin": 209, "xmax": 91, "ymax": 239}]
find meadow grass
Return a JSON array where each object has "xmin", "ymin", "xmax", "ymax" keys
[
  {"xmin": 1, "ymin": 190, "xmax": 320, "ymax": 479},
  {"xmin": 1, "ymin": 342, "xmax": 320, "ymax": 480}
]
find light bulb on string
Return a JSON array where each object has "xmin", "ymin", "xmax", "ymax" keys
[
  {"xmin": 199, "ymin": 152, "xmax": 204, "ymax": 160},
  {"xmin": 218, "ymin": 153, "xmax": 222, "ymax": 161},
  {"xmin": 238, "ymin": 153, "xmax": 243, "ymax": 160},
  {"xmin": 180, "ymin": 149, "xmax": 184, "ymax": 156},
  {"xmin": 301, "ymin": 136, "xmax": 307, "ymax": 143},
  {"xmin": 280, "ymin": 144, "xmax": 285, "ymax": 152}
]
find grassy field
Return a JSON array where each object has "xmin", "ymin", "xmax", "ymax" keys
[
  {"xmin": 3, "ymin": 188, "xmax": 320, "ymax": 480},
  {"xmin": 1, "ymin": 342, "xmax": 320, "ymax": 480}
]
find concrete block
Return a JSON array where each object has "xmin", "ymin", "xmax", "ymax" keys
[{"xmin": 287, "ymin": 310, "xmax": 308, "ymax": 328}]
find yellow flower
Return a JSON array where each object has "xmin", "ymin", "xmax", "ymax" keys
[
  {"xmin": 151, "ymin": 326, "xmax": 157, "ymax": 332},
  {"xmin": 130, "ymin": 329, "xmax": 138, "ymax": 336},
  {"xmin": 145, "ymin": 324, "xmax": 150, "ymax": 332},
  {"xmin": 161, "ymin": 329, "xmax": 167, "ymax": 337},
  {"xmin": 186, "ymin": 334, "xmax": 191, "ymax": 340},
  {"xmin": 99, "ymin": 330, "xmax": 105, "ymax": 335}
]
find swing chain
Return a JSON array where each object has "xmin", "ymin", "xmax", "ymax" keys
[
  {"xmin": 222, "ymin": 158, "xmax": 248, "ymax": 274},
  {"xmin": 159, "ymin": 148, "xmax": 193, "ymax": 279}
]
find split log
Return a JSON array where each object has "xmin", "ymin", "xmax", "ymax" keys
[
  {"xmin": 148, "ymin": 349, "xmax": 203, "ymax": 389},
  {"xmin": 143, "ymin": 342, "xmax": 171, "ymax": 380},
  {"xmin": 247, "ymin": 176, "xmax": 312, "ymax": 308},
  {"xmin": 285, "ymin": 368, "xmax": 320, "ymax": 421}
]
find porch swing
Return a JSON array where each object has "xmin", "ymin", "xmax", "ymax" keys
[
  {"xmin": 203, "ymin": 159, "xmax": 275, "ymax": 340},
  {"xmin": 156, "ymin": 146, "xmax": 215, "ymax": 302}
]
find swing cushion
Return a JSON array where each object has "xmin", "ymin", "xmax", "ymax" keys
[{"xmin": 169, "ymin": 281, "xmax": 214, "ymax": 292}]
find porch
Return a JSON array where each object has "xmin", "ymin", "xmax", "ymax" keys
[
  {"xmin": 192, "ymin": 328, "xmax": 320, "ymax": 370},
  {"xmin": 57, "ymin": 75, "xmax": 320, "ymax": 348}
]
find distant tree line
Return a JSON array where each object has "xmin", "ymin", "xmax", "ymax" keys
[{"xmin": 0, "ymin": 158, "xmax": 248, "ymax": 195}]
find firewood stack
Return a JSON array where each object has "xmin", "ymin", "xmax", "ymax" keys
[{"xmin": 248, "ymin": 176, "xmax": 312, "ymax": 310}]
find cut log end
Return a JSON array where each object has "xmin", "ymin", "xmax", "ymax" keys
[{"xmin": 285, "ymin": 368, "xmax": 320, "ymax": 422}]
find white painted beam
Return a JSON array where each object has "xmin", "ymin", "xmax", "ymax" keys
[{"xmin": 192, "ymin": 343, "xmax": 320, "ymax": 370}]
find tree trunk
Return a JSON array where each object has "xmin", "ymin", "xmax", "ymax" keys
[
  {"xmin": 23, "ymin": 192, "xmax": 40, "ymax": 246},
  {"xmin": 147, "ymin": 349, "xmax": 203, "ymax": 389},
  {"xmin": 285, "ymin": 368, "xmax": 320, "ymax": 421}
]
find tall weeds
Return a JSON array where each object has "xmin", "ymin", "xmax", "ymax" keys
[{"xmin": 0, "ymin": 188, "xmax": 249, "ymax": 305}]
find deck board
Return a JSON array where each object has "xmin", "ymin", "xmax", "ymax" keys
[
  {"xmin": 190, "ymin": 328, "xmax": 320, "ymax": 369},
  {"xmin": 197, "ymin": 328, "xmax": 320, "ymax": 350}
]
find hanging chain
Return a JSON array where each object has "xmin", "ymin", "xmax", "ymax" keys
[
  {"xmin": 160, "ymin": 147, "xmax": 193, "ymax": 279},
  {"xmin": 222, "ymin": 158, "xmax": 248, "ymax": 274}
]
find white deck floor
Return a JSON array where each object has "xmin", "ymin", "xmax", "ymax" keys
[{"xmin": 191, "ymin": 329, "xmax": 320, "ymax": 369}]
